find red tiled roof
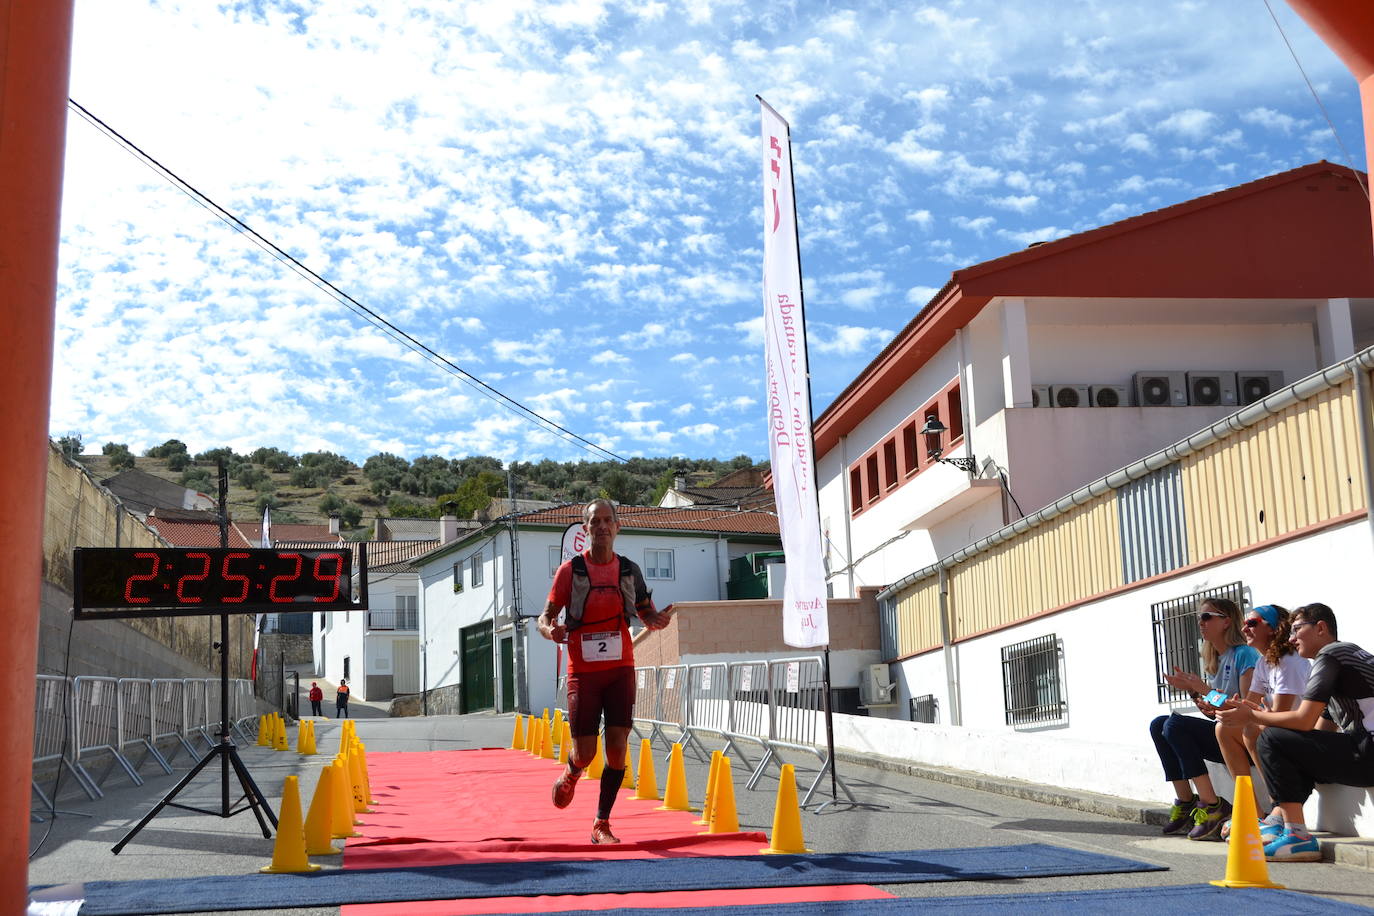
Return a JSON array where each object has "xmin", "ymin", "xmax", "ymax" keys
[
  {"xmin": 145, "ymin": 513, "xmax": 254, "ymax": 548},
  {"xmin": 271, "ymin": 539, "xmax": 439, "ymax": 574},
  {"xmin": 513, "ymin": 503, "xmax": 780, "ymax": 535}
]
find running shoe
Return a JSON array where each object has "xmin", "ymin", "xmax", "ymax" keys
[
  {"xmin": 552, "ymin": 769, "xmax": 579, "ymax": 809},
  {"xmin": 1188, "ymin": 797, "xmax": 1231, "ymax": 840},
  {"xmin": 1264, "ymin": 829, "xmax": 1321, "ymax": 862},
  {"xmin": 590, "ymin": 818, "xmax": 620, "ymax": 845},
  {"xmin": 1260, "ymin": 819, "xmax": 1285, "ymax": 841},
  {"xmin": 1162, "ymin": 796, "xmax": 1198, "ymax": 835}
]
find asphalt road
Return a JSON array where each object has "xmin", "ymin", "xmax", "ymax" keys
[{"xmin": 27, "ymin": 712, "xmax": 1374, "ymax": 914}]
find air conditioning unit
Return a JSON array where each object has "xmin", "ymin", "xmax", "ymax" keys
[
  {"xmin": 1050, "ymin": 384, "xmax": 1090, "ymax": 408},
  {"xmin": 1030, "ymin": 385, "xmax": 1052, "ymax": 408},
  {"xmin": 858, "ymin": 663, "xmax": 897, "ymax": 707},
  {"xmin": 1237, "ymin": 370, "xmax": 1284, "ymax": 406},
  {"xmin": 1185, "ymin": 371, "xmax": 1238, "ymax": 407},
  {"xmin": 1133, "ymin": 371, "xmax": 1187, "ymax": 407},
  {"xmin": 1090, "ymin": 384, "xmax": 1129, "ymax": 408}
]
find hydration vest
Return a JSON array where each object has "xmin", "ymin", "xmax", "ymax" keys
[{"xmin": 565, "ymin": 553, "xmax": 651, "ymax": 632}]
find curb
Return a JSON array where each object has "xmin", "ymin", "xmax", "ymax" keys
[{"xmin": 833, "ymin": 748, "xmax": 1374, "ymax": 870}]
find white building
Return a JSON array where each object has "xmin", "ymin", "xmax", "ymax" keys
[
  {"xmin": 315, "ymin": 538, "xmax": 436, "ymax": 700},
  {"xmin": 807, "ymin": 162, "xmax": 1374, "ymax": 834},
  {"xmin": 411, "ymin": 504, "xmax": 782, "ymax": 716}
]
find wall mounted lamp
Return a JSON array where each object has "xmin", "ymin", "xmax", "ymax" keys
[{"xmin": 918, "ymin": 416, "xmax": 977, "ymax": 473}]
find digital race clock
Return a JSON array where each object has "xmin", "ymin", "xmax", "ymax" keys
[{"xmin": 73, "ymin": 547, "xmax": 360, "ymax": 619}]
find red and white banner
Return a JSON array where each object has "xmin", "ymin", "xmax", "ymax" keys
[{"xmin": 760, "ymin": 98, "xmax": 828, "ymax": 649}]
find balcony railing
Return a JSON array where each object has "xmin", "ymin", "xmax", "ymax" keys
[{"xmin": 367, "ymin": 609, "xmax": 418, "ymax": 631}]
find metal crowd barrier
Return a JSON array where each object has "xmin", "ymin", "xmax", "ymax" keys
[
  {"xmin": 634, "ymin": 655, "xmax": 856, "ymax": 807},
  {"xmin": 631, "ymin": 666, "xmax": 658, "ymax": 743},
  {"xmin": 33, "ymin": 676, "xmax": 257, "ymax": 811},
  {"xmin": 72, "ymin": 676, "xmax": 144, "ymax": 791},
  {"xmin": 117, "ymin": 678, "xmax": 172, "ymax": 778}
]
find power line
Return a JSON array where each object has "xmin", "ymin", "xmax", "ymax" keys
[{"xmin": 66, "ymin": 99, "xmax": 629, "ymax": 463}]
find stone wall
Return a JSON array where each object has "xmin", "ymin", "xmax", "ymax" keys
[{"xmin": 40, "ymin": 446, "xmax": 254, "ymax": 679}]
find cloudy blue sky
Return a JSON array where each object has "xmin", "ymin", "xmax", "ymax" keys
[{"xmin": 51, "ymin": 0, "xmax": 1366, "ymax": 465}]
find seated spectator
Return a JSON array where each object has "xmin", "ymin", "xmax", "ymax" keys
[
  {"xmin": 1151, "ymin": 597, "xmax": 1259, "ymax": 840},
  {"xmin": 1218, "ymin": 603, "xmax": 1374, "ymax": 862},
  {"xmin": 1214, "ymin": 604, "xmax": 1310, "ymax": 840}
]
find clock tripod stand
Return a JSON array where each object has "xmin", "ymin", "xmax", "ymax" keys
[{"xmin": 112, "ymin": 611, "xmax": 276, "ymax": 853}]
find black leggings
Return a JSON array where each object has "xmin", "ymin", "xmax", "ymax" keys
[{"xmin": 1257, "ymin": 727, "xmax": 1374, "ymax": 805}]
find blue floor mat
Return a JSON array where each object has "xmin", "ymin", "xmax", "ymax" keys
[
  {"xmin": 536, "ymin": 883, "xmax": 1374, "ymax": 915},
  {"xmin": 32, "ymin": 843, "xmax": 1164, "ymax": 915}
]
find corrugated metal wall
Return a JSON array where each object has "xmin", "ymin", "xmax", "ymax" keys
[
  {"xmin": 881, "ymin": 372, "xmax": 1371, "ymax": 662},
  {"xmin": 1118, "ymin": 464, "xmax": 1188, "ymax": 583}
]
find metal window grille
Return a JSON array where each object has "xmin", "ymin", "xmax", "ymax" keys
[
  {"xmin": 1152, "ymin": 581, "xmax": 1245, "ymax": 703},
  {"xmin": 1001, "ymin": 634, "xmax": 1065, "ymax": 726},
  {"xmin": 909, "ymin": 693, "xmax": 939, "ymax": 723}
]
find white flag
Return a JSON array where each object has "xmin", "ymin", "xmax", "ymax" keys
[
  {"xmin": 256, "ymin": 507, "xmax": 271, "ymax": 646},
  {"xmin": 760, "ymin": 98, "xmax": 828, "ymax": 649}
]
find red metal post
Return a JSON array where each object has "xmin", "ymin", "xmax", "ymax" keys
[{"xmin": 0, "ymin": 1, "xmax": 76, "ymax": 910}]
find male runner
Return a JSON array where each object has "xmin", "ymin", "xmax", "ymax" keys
[{"xmin": 538, "ymin": 498, "xmax": 673, "ymax": 844}]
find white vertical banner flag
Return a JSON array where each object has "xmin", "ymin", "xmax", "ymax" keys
[{"xmin": 760, "ymin": 98, "xmax": 828, "ymax": 649}]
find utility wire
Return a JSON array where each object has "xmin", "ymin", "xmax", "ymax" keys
[
  {"xmin": 66, "ymin": 99, "xmax": 629, "ymax": 463},
  {"xmin": 1262, "ymin": 0, "xmax": 1370, "ymax": 201}
]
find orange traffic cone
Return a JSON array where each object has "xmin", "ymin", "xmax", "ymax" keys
[
  {"xmin": 256, "ymin": 715, "xmax": 270, "ymax": 746},
  {"xmin": 528, "ymin": 718, "xmax": 543, "ymax": 758},
  {"xmin": 511, "ymin": 715, "xmax": 526, "ymax": 750},
  {"xmin": 304, "ymin": 766, "xmax": 341, "ymax": 856},
  {"xmin": 706, "ymin": 756, "xmax": 739, "ymax": 833},
  {"xmin": 330, "ymin": 759, "xmax": 360, "ymax": 836},
  {"xmin": 694, "ymin": 751, "xmax": 722, "ymax": 826},
  {"xmin": 347, "ymin": 747, "xmax": 371, "ymax": 813},
  {"xmin": 633, "ymin": 739, "xmax": 660, "ymax": 800},
  {"xmin": 260, "ymin": 775, "xmax": 320, "ymax": 873},
  {"xmin": 274, "ymin": 715, "xmax": 289, "ymax": 752},
  {"xmin": 761, "ymin": 764, "xmax": 811, "ymax": 853},
  {"xmin": 1211, "ymin": 775, "xmax": 1284, "ymax": 889},
  {"xmin": 657, "ymin": 744, "xmax": 694, "ymax": 811}
]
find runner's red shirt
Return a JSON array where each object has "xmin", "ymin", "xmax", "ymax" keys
[{"xmin": 548, "ymin": 552, "xmax": 634, "ymax": 675}]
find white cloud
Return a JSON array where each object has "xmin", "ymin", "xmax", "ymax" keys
[
  {"xmin": 1157, "ymin": 108, "xmax": 1219, "ymax": 139},
  {"xmin": 1241, "ymin": 107, "xmax": 1299, "ymax": 134}
]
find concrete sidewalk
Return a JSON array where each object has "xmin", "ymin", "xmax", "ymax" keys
[{"xmin": 27, "ymin": 713, "xmax": 1374, "ymax": 915}]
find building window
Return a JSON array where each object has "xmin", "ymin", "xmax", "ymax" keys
[
  {"xmin": 909, "ymin": 694, "xmax": 939, "ymax": 724},
  {"xmin": 397, "ymin": 594, "xmax": 417, "ymax": 630},
  {"xmin": 902, "ymin": 424, "xmax": 919, "ymax": 476},
  {"xmin": 849, "ymin": 468, "xmax": 863, "ymax": 514},
  {"xmin": 1001, "ymin": 634, "xmax": 1065, "ymax": 726},
  {"xmin": 549, "ymin": 545, "xmax": 564, "ymax": 577},
  {"xmin": 947, "ymin": 386, "xmax": 963, "ymax": 442},
  {"xmin": 865, "ymin": 454, "xmax": 880, "ymax": 503},
  {"xmin": 471, "ymin": 552, "xmax": 484, "ymax": 588},
  {"xmin": 453, "ymin": 562, "xmax": 463, "ymax": 593},
  {"xmin": 644, "ymin": 548, "xmax": 675, "ymax": 580},
  {"xmin": 1152, "ymin": 581, "xmax": 1244, "ymax": 704},
  {"xmin": 882, "ymin": 439, "xmax": 898, "ymax": 490}
]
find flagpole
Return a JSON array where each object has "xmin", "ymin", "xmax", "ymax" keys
[{"xmin": 758, "ymin": 95, "xmax": 840, "ymax": 806}]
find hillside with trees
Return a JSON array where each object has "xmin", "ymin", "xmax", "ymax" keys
[{"xmin": 59, "ymin": 435, "xmax": 764, "ymax": 540}]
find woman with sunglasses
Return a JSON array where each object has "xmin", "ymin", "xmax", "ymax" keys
[
  {"xmin": 1215, "ymin": 604, "xmax": 1310, "ymax": 840},
  {"xmin": 1151, "ymin": 597, "xmax": 1260, "ymax": 840}
]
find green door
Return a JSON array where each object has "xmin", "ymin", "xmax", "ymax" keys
[
  {"xmin": 460, "ymin": 621, "xmax": 495, "ymax": 713},
  {"xmin": 499, "ymin": 637, "xmax": 515, "ymax": 713}
]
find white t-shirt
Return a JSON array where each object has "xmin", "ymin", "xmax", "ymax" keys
[{"xmin": 1250, "ymin": 651, "xmax": 1310, "ymax": 703}]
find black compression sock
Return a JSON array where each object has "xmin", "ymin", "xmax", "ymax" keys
[{"xmin": 598, "ymin": 767, "xmax": 625, "ymax": 820}]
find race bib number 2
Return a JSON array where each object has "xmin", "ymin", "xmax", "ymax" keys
[{"xmin": 581, "ymin": 630, "xmax": 622, "ymax": 662}]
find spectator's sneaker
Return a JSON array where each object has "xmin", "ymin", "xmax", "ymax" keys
[
  {"xmin": 1260, "ymin": 819, "xmax": 1285, "ymax": 841},
  {"xmin": 552, "ymin": 769, "xmax": 579, "ymax": 809},
  {"xmin": 1219, "ymin": 818, "xmax": 1232, "ymax": 842},
  {"xmin": 1162, "ymin": 796, "xmax": 1199, "ymax": 835},
  {"xmin": 1188, "ymin": 798, "xmax": 1231, "ymax": 840},
  {"xmin": 590, "ymin": 818, "xmax": 620, "ymax": 845},
  {"xmin": 1264, "ymin": 829, "xmax": 1321, "ymax": 862}
]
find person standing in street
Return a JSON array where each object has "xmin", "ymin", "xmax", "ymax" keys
[
  {"xmin": 539, "ymin": 499, "xmax": 674, "ymax": 844},
  {"xmin": 308, "ymin": 681, "xmax": 324, "ymax": 717},
  {"xmin": 336, "ymin": 678, "xmax": 350, "ymax": 718}
]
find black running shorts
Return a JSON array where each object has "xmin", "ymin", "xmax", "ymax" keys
[{"xmin": 567, "ymin": 665, "xmax": 636, "ymax": 737}]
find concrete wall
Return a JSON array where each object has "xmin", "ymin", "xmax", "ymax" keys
[{"xmin": 40, "ymin": 446, "xmax": 250, "ymax": 679}]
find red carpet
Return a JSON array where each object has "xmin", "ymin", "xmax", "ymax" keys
[{"xmin": 340, "ymin": 747, "xmax": 891, "ymax": 914}]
